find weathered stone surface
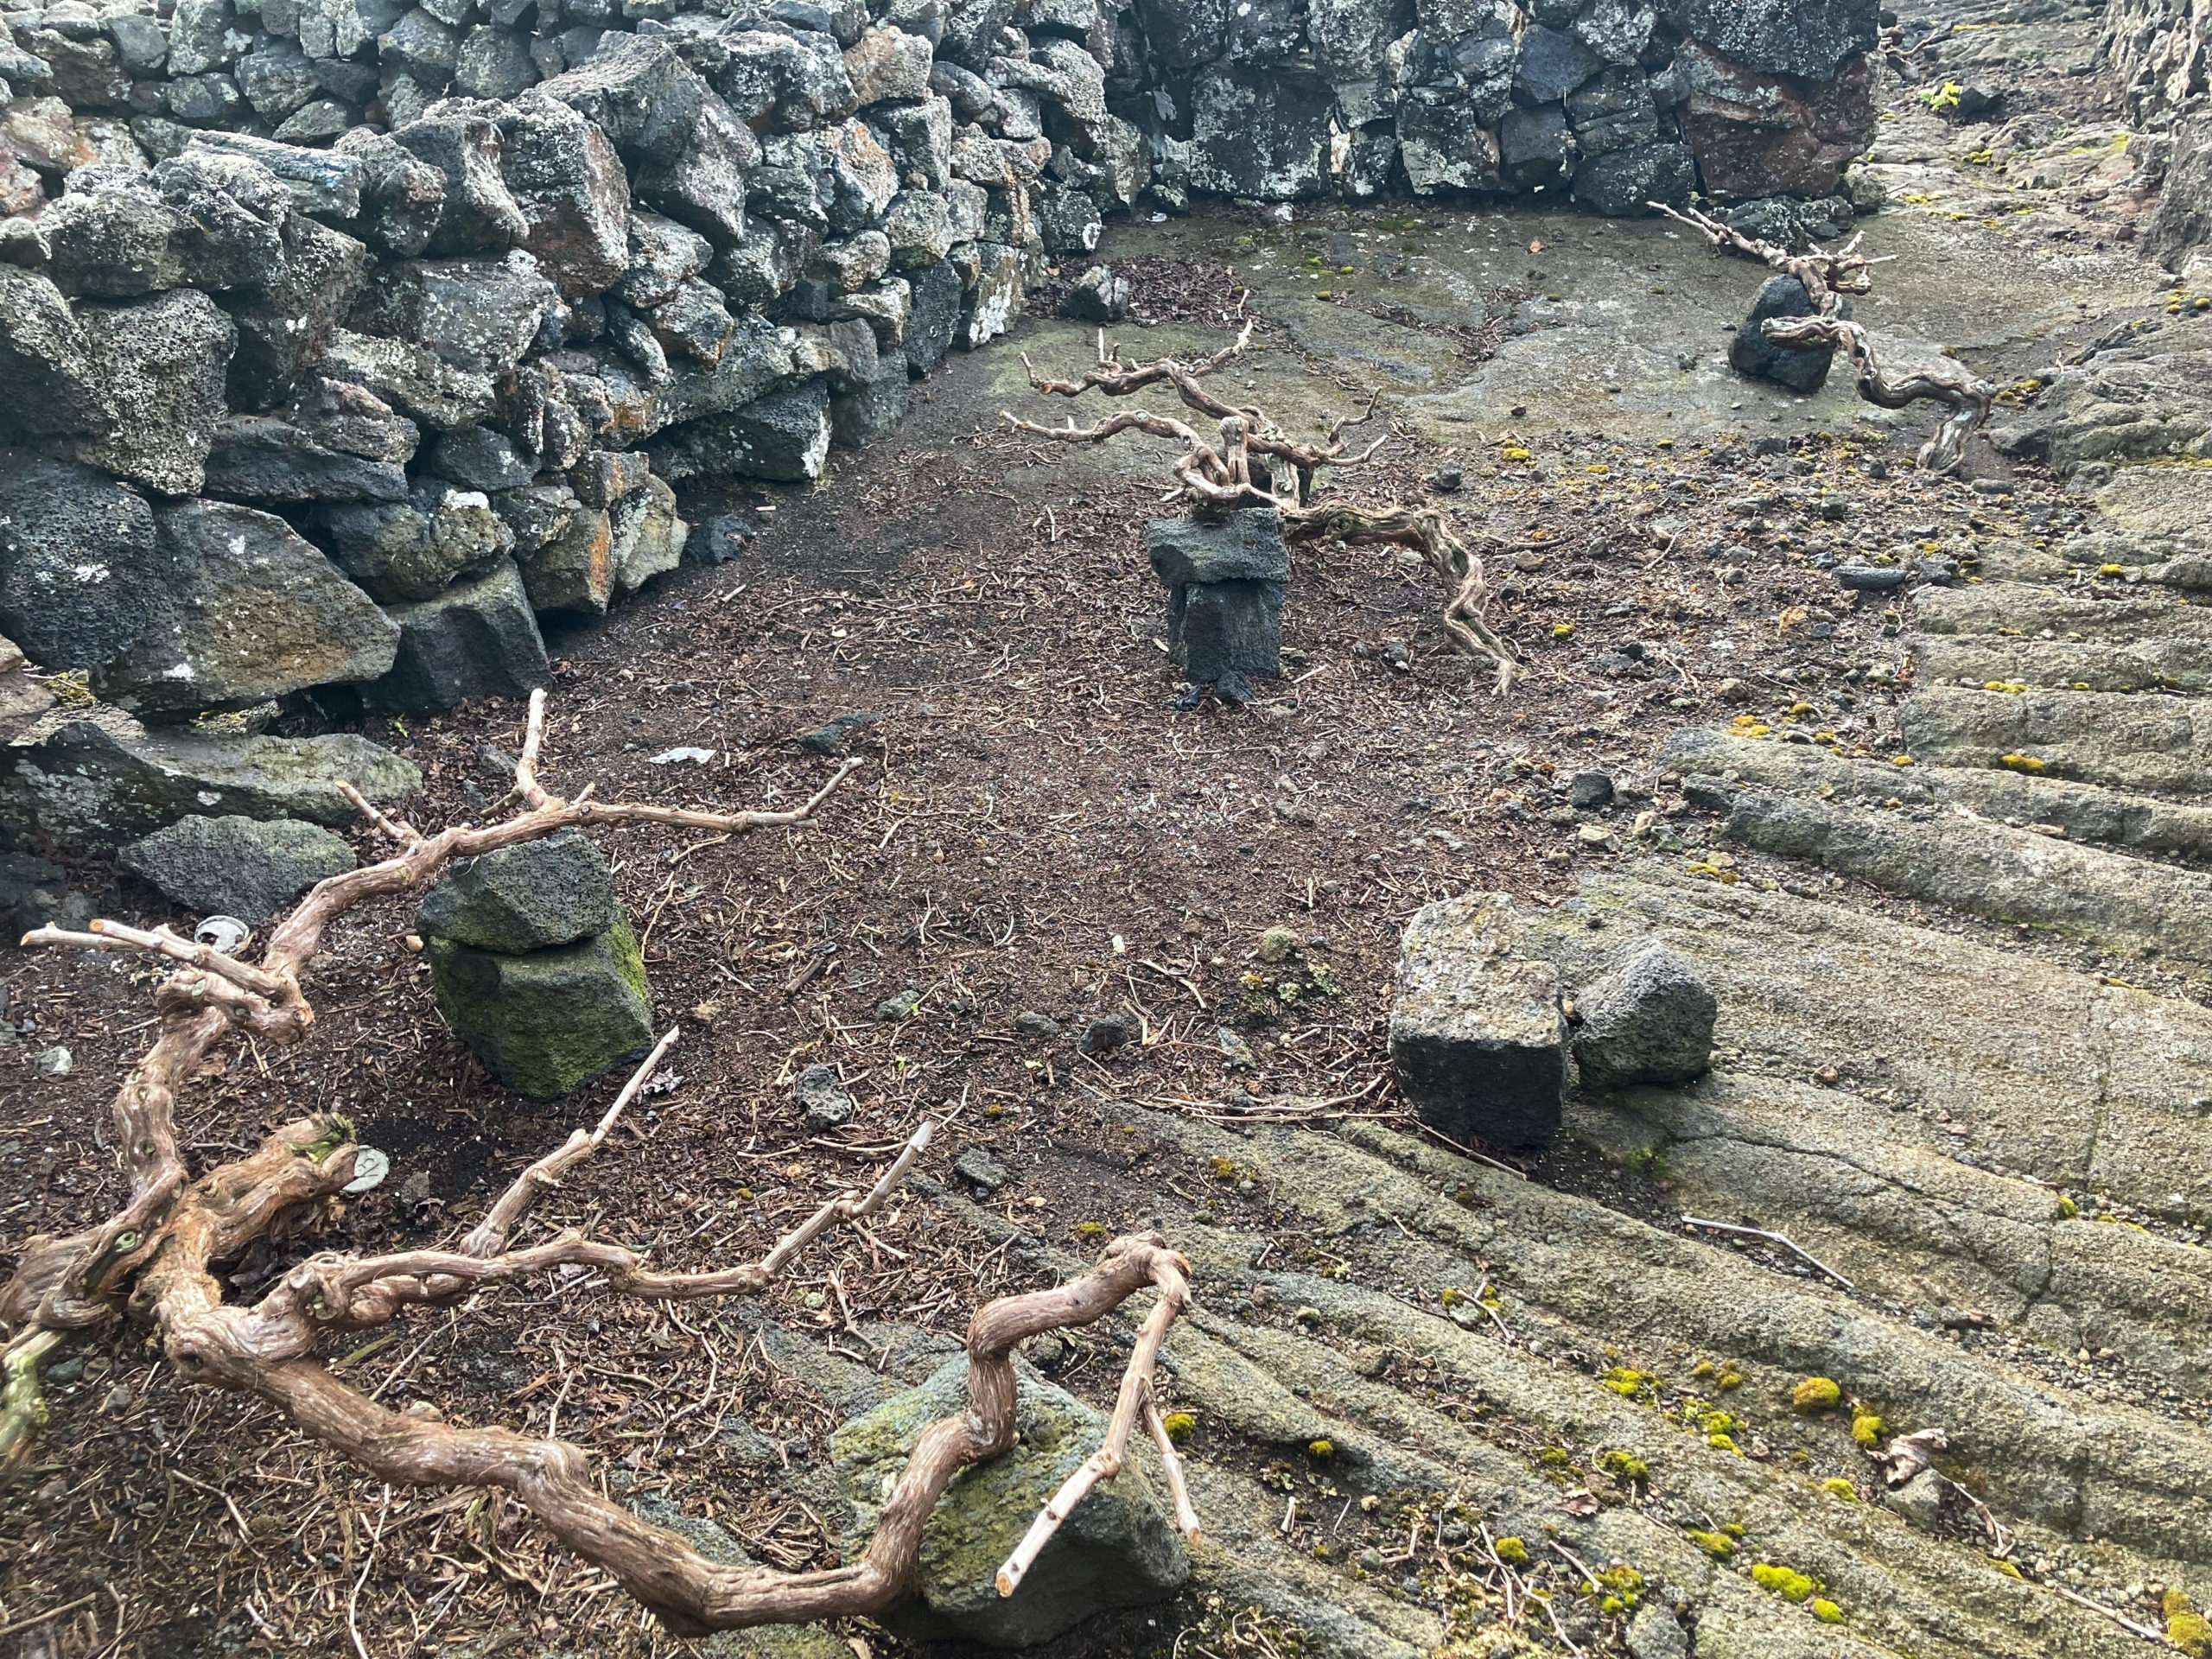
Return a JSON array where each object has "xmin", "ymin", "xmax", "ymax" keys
[
  {"xmin": 0, "ymin": 635, "xmax": 53, "ymax": 743},
  {"xmin": 1676, "ymin": 44, "xmax": 1874, "ymax": 202},
  {"xmin": 1166, "ymin": 578, "xmax": 1282, "ymax": 693},
  {"xmin": 99, "ymin": 499, "xmax": 399, "ymax": 715},
  {"xmin": 501, "ymin": 92, "xmax": 632, "ymax": 297},
  {"xmin": 364, "ymin": 556, "xmax": 550, "ymax": 710},
  {"xmin": 0, "ymin": 269, "xmax": 112, "ymax": 447},
  {"xmin": 1389, "ymin": 891, "xmax": 1568, "ymax": 1147},
  {"xmin": 1570, "ymin": 941, "xmax": 1715, "ymax": 1090},
  {"xmin": 1188, "ymin": 64, "xmax": 1331, "ymax": 199},
  {"xmin": 203, "ymin": 415, "xmax": 410, "ymax": 504},
  {"xmin": 652, "ymin": 378, "xmax": 831, "ymax": 481},
  {"xmin": 0, "ymin": 721, "xmax": 419, "ymax": 852},
  {"xmin": 120, "ymin": 813, "xmax": 357, "ymax": 922},
  {"xmin": 1573, "ymin": 140, "xmax": 1694, "ymax": 215},
  {"xmin": 318, "ymin": 328, "xmax": 499, "ymax": 430},
  {"xmin": 957, "ymin": 239, "xmax": 1020, "ymax": 348},
  {"xmin": 791, "ymin": 1061, "xmax": 854, "ymax": 1128},
  {"xmin": 833, "ymin": 1357, "xmax": 1189, "ymax": 1647},
  {"xmin": 314, "ymin": 480, "xmax": 510, "ymax": 602},
  {"xmin": 1057, "ymin": 262, "xmax": 1127, "ymax": 321},
  {"xmin": 905, "ymin": 256, "xmax": 963, "ymax": 375},
  {"xmin": 418, "ymin": 826, "xmax": 615, "ymax": 953},
  {"xmin": 1146, "ymin": 509, "xmax": 1290, "ymax": 587},
  {"xmin": 66, "ymin": 288, "xmax": 236, "ymax": 496},
  {"xmin": 427, "ymin": 911, "xmax": 653, "ymax": 1097},
  {"xmin": 1668, "ymin": 0, "xmax": 1878, "ymax": 81},
  {"xmin": 609, "ymin": 472, "xmax": 686, "ymax": 592},
  {"xmin": 391, "ymin": 110, "xmax": 530, "ymax": 256},
  {"xmin": 347, "ymin": 252, "xmax": 559, "ymax": 378},
  {"xmin": 0, "ymin": 454, "xmax": 160, "ymax": 672},
  {"xmin": 517, "ymin": 501, "xmax": 613, "ymax": 614}
]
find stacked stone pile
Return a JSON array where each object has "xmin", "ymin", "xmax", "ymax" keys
[{"xmin": 416, "ymin": 825, "xmax": 654, "ymax": 1095}]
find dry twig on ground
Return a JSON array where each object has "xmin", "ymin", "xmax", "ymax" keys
[
  {"xmin": 0, "ymin": 688, "xmax": 1198, "ymax": 1639},
  {"xmin": 1002, "ymin": 327, "xmax": 1521, "ymax": 693},
  {"xmin": 1653, "ymin": 200, "xmax": 1993, "ymax": 474}
]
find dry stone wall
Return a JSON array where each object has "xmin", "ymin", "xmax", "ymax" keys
[{"xmin": 0, "ymin": 0, "xmax": 1881, "ymax": 731}]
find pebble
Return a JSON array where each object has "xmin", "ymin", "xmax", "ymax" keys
[
  {"xmin": 35, "ymin": 1046, "xmax": 71, "ymax": 1077},
  {"xmin": 1569, "ymin": 769, "xmax": 1615, "ymax": 810},
  {"xmin": 1014, "ymin": 1010, "xmax": 1061, "ymax": 1039},
  {"xmin": 953, "ymin": 1147, "xmax": 1009, "ymax": 1192},
  {"xmin": 1078, "ymin": 1014, "xmax": 1129, "ymax": 1057}
]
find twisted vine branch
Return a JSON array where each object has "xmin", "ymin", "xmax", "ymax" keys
[
  {"xmin": 1654, "ymin": 200, "xmax": 1993, "ymax": 474},
  {"xmin": 1, "ymin": 690, "xmax": 1202, "ymax": 1639},
  {"xmin": 1002, "ymin": 327, "xmax": 1519, "ymax": 693}
]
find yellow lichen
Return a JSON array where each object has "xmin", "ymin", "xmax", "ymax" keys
[
  {"xmin": 1493, "ymin": 1536, "xmax": 1529, "ymax": 1566},
  {"xmin": 1686, "ymin": 1530, "xmax": 1735, "ymax": 1560},
  {"xmin": 1820, "ymin": 1478, "xmax": 1859, "ymax": 1502},
  {"xmin": 1790, "ymin": 1376, "xmax": 1842, "ymax": 1413},
  {"xmin": 1599, "ymin": 1449, "xmax": 1649, "ymax": 1484},
  {"xmin": 1812, "ymin": 1599, "xmax": 1847, "ymax": 1624},
  {"xmin": 1307, "ymin": 1440, "xmax": 1335, "ymax": 1458},
  {"xmin": 2169, "ymin": 1592, "xmax": 2212, "ymax": 1656},
  {"xmin": 1752, "ymin": 1563, "xmax": 1818, "ymax": 1603},
  {"xmin": 1851, "ymin": 1413, "xmax": 1884, "ymax": 1446}
]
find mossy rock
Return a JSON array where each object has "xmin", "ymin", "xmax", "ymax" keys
[
  {"xmin": 830, "ymin": 1357, "xmax": 1190, "ymax": 1649},
  {"xmin": 426, "ymin": 911, "xmax": 652, "ymax": 1097}
]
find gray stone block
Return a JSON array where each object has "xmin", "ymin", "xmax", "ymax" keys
[
  {"xmin": 1146, "ymin": 508, "xmax": 1291, "ymax": 586},
  {"xmin": 417, "ymin": 826, "xmax": 616, "ymax": 953},
  {"xmin": 1389, "ymin": 892, "xmax": 1569, "ymax": 1147}
]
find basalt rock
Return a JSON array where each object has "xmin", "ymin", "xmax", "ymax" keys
[{"xmin": 0, "ymin": 720, "xmax": 420, "ymax": 852}]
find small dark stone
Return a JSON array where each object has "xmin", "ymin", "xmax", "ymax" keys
[
  {"xmin": 1731, "ymin": 276, "xmax": 1850, "ymax": 395},
  {"xmin": 953, "ymin": 1146, "xmax": 1009, "ymax": 1190},
  {"xmin": 796, "ymin": 710, "xmax": 883, "ymax": 755},
  {"xmin": 1568, "ymin": 770, "xmax": 1614, "ymax": 810},
  {"xmin": 791, "ymin": 1061, "xmax": 855, "ymax": 1129},
  {"xmin": 1079, "ymin": 1014, "xmax": 1129, "ymax": 1056},
  {"xmin": 1433, "ymin": 467, "xmax": 1463, "ymax": 493},
  {"xmin": 1835, "ymin": 564, "xmax": 1911, "ymax": 592},
  {"xmin": 683, "ymin": 513, "xmax": 748, "ymax": 565},
  {"xmin": 1014, "ymin": 1009, "xmax": 1061, "ymax": 1039}
]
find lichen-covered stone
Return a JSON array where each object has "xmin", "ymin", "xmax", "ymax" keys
[
  {"xmin": 426, "ymin": 910, "xmax": 653, "ymax": 1096},
  {"xmin": 831, "ymin": 1357, "xmax": 1190, "ymax": 1647},
  {"xmin": 97, "ymin": 499, "xmax": 400, "ymax": 715},
  {"xmin": 0, "ymin": 721, "xmax": 420, "ymax": 852},
  {"xmin": 120, "ymin": 813, "xmax": 357, "ymax": 921}
]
